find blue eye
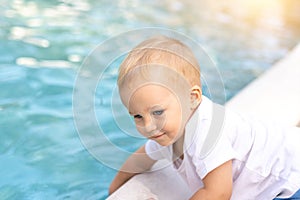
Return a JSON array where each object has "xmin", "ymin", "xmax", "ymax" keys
[{"xmin": 152, "ymin": 110, "xmax": 164, "ymax": 116}]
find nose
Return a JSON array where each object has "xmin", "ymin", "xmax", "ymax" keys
[{"xmin": 143, "ymin": 116, "xmax": 157, "ymax": 134}]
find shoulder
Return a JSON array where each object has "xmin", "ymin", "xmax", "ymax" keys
[
  {"xmin": 186, "ymin": 97, "xmax": 240, "ymax": 159},
  {"xmin": 185, "ymin": 101, "xmax": 241, "ymax": 178}
]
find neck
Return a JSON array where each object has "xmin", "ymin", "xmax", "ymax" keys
[
  {"xmin": 172, "ymin": 100, "xmax": 201, "ymax": 160},
  {"xmin": 173, "ymin": 134, "xmax": 184, "ymax": 160}
]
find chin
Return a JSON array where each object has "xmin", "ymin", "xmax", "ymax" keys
[{"xmin": 156, "ymin": 139, "xmax": 173, "ymax": 146}]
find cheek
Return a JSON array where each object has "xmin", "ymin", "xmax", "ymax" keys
[
  {"xmin": 135, "ymin": 124, "xmax": 143, "ymax": 134},
  {"xmin": 168, "ymin": 112, "xmax": 186, "ymax": 136},
  {"xmin": 136, "ymin": 125, "xmax": 146, "ymax": 136},
  {"xmin": 171, "ymin": 107, "xmax": 183, "ymax": 126},
  {"xmin": 164, "ymin": 114, "xmax": 182, "ymax": 132}
]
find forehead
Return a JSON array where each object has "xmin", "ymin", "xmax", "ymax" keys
[
  {"xmin": 128, "ymin": 84, "xmax": 176, "ymax": 112},
  {"xmin": 131, "ymin": 84, "xmax": 173, "ymax": 101},
  {"xmin": 118, "ymin": 65, "xmax": 192, "ymax": 108}
]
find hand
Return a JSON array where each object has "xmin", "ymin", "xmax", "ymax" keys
[{"xmin": 108, "ymin": 145, "xmax": 156, "ymax": 195}]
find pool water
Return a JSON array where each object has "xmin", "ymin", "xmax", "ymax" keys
[{"xmin": 0, "ymin": 0, "xmax": 300, "ymax": 199}]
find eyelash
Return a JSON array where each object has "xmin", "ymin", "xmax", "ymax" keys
[
  {"xmin": 152, "ymin": 110, "xmax": 164, "ymax": 116},
  {"xmin": 133, "ymin": 110, "xmax": 164, "ymax": 119},
  {"xmin": 133, "ymin": 114, "xmax": 142, "ymax": 119}
]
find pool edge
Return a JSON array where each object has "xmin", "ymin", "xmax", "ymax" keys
[{"xmin": 225, "ymin": 43, "xmax": 300, "ymax": 126}]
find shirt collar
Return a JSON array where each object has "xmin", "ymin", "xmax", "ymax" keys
[
  {"xmin": 184, "ymin": 95, "xmax": 213, "ymax": 153},
  {"xmin": 184, "ymin": 95, "xmax": 227, "ymax": 158}
]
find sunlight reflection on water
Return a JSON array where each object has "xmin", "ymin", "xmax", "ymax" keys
[{"xmin": 0, "ymin": 0, "xmax": 299, "ymax": 199}]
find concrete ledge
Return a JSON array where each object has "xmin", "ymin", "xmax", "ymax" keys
[
  {"xmin": 226, "ymin": 43, "xmax": 300, "ymax": 127},
  {"xmin": 108, "ymin": 162, "xmax": 192, "ymax": 200},
  {"xmin": 107, "ymin": 44, "xmax": 300, "ymax": 199}
]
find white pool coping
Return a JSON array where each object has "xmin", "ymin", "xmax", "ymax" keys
[
  {"xmin": 107, "ymin": 43, "xmax": 300, "ymax": 199},
  {"xmin": 226, "ymin": 43, "xmax": 300, "ymax": 127}
]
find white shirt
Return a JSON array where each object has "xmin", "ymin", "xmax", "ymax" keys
[{"xmin": 145, "ymin": 96, "xmax": 300, "ymax": 199}]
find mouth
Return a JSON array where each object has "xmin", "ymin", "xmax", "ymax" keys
[{"xmin": 149, "ymin": 132, "xmax": 165, "ymax": 139}]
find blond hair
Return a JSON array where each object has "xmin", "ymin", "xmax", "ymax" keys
[{"xmin": 117, "ymin": 35, "xmax": 201, "ymax": 88}]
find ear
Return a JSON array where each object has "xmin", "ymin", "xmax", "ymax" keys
[{"xmin": 190, "ymin": 85, "xmax": 202, "ymax": 109}]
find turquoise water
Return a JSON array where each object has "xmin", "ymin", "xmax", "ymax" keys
[{"xmin": 1, "ymin": 0, "xmax": 300, "ymax": 199}]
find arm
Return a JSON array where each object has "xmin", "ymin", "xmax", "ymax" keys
[
  {"xmin": 108, "ymin": 144, "xmax": 157, "ymax": 195},
  {"xmin": 190, "ymin": 160, "xmax": 233, "ymax": 200}
]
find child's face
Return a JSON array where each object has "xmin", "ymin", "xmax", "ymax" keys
[{"xmin": 127, "ymin": 84, "xmax": 190, "ymax": 146}]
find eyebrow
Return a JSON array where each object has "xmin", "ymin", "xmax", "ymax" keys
[
  {"xmin": 128, "ymin": 104, "xmax": 166, "ymax": 115},
  {"xmin": 149, "ymin": 105, "xmax": 164, "ymax": 110}
]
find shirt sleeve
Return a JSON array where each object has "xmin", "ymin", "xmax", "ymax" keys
[
  {"xmin": 145, "ymin": 140, "xmax": 171, "ymax": 161},
  {"xmin": 194, "ymin": 132, "xmax": 236, "ymax": 179}
]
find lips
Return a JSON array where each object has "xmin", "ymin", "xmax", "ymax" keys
[{"xmin": 149, "ymin": 132, "xmax": 165, "ymax": 139}]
